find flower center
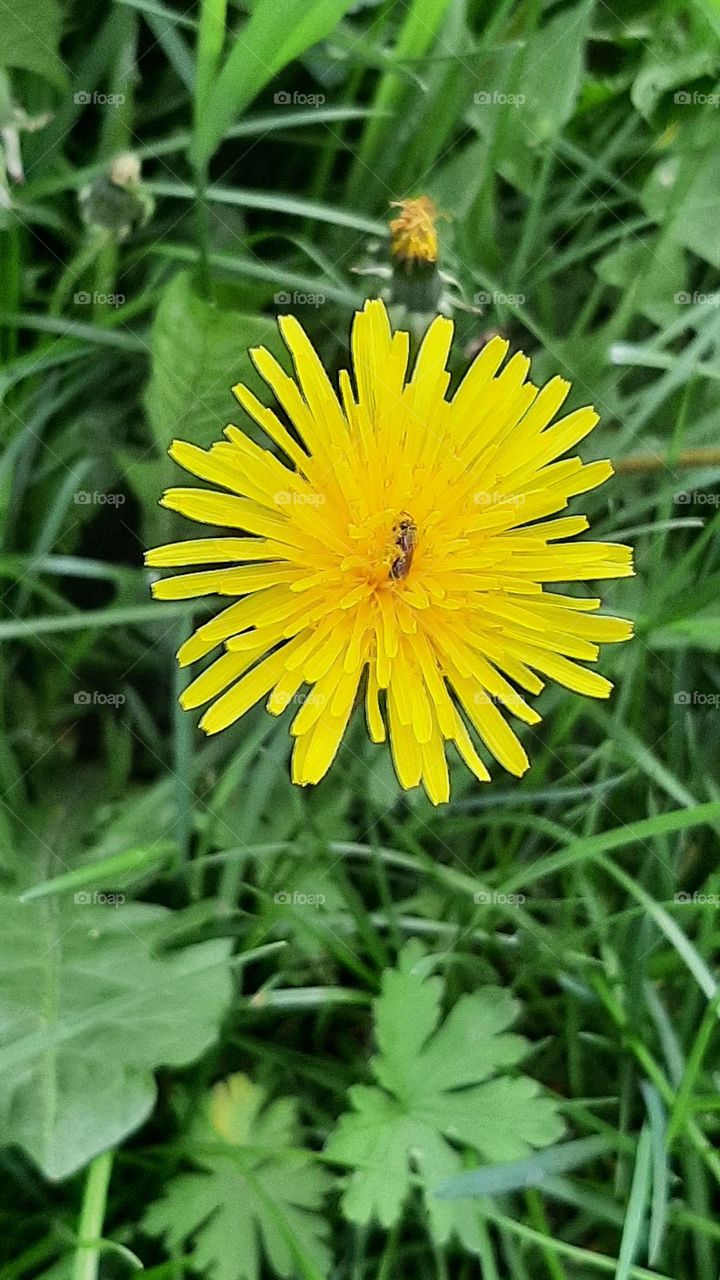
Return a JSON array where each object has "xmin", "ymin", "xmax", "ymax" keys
[
  {"xmin": 342, "ymin": 510, "xmax": 420, "ymax": 589},
  {"xmin": 388, "ymin": 513, "xmax": 417, "ymax": 581}
]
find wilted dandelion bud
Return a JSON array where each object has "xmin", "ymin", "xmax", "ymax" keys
[
  {"xmin": 389, "ymin": 196, "xmax": 440, "ymax": 266},
  {"xmin": 388, "ymin": 196, "xmax": 443, "ymax": 315},
  {"xmin": 79, "ymin": 151, "xmax": 153, "ymax": 241},
  {"xmin": 352, "ymin": 195, "xmax": 475, "ymax": 328},
  {"xmin": 110, "ymin": 151, "xmax": 142, "ymax": 188}
]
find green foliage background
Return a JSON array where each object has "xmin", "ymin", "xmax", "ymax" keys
[{"xmin": 1, "ymin": 0, "xmax": 720, "ymax": 1277}]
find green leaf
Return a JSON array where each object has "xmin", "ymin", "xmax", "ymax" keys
[
  {"xmin": 631, "ymin": 41, "xmax": 719, "ymax": 120},
  {"xmin": 325, "ymin": 942, "xmax": 564, "ymax": 1248},
  {"xmin": 192, "ymin": 0, "xmax": 356, "ymax": 171},
  {"xmin": 642, "ymin": 145, "xmax": 720, "ymax": 269},
  {"xmin": 0, "ymin": 895, "xmax": 232, "ymax": 1180},
  {"xmin": 616, "ymin": 1126, "xmax": 653, "ymax": 1280},
  {"xmin": 648, "ymin": 614, "xmax": 720, "ymax": 651},
  {"xmin": 144, "ymin": 271, "xmax": 285, "ymax": 456},
  {"xmin": 641, "ymin": 1083, "xmax": 670, "ymax": 1267},
  {"xmin": 435, "ymin": 1133, "xmax": 617, "ymax": 1198},
  {"xmin": 0, "ymin": 0, "xmax": 67, "ymax": 89},
  {"xmin": 594, "ymin": 238, "xmax": 686, "ymax": 329},
  {"xmin": 144, "ymin": 1073, "xmax": 332, "ymax": 1280},
  {"xmin": 516, "ymin": 1, "xmax": 592, "ymax": 141}
]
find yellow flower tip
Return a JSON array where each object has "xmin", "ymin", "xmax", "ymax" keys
[
  {"xmin": 278, "ymin": 313, "xmax": 305, "ymax": 348},
  {"xmin": 176, "ymin": 638, "xmax": 198, "ymax": 668},
  {"xmin": 426, "ymin": 789, "xmax": 447, "ymax": 808},
  {"xmin": 248, "ymin": 345, "xmax": 270, "ymax": 376},
  {"xmin": 198, "ymin": 707, "xmax": 221, "ymax": 735},
  {"xmin": 389, "ymin": 196, "xmax": 442, "ymax": 264},
  {"xmin": 147, "ymin": 294, "xmax": 635, "ymax": 798}
]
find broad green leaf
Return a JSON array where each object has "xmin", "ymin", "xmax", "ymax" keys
[
  {"xmin": 0, "ymin": 895, "xmax": 232, "ymax": 1180},
  {"xmin": 514, "ymin": 1, "xmax": 592, "ymax": 141},
  {"xmin": 144, "ymin": 1073, "xmax": 332, "ymax": 1280},
  {"xmin": 0, "ymin": 0, "xmax": 67, "ymax": 89},
  {"xmin": 192, "ymin": 0, "xmax": 356, "ymax": 170},
  {"xmin": 143, "ymin": 271, "xmax": 283, "ymax": 456},
  {"xmin": 466, "ymin": 3, "xmax": 591, "ymax": 197},
  {"xmin": 643, "ymin": 146, "xmax": 720, "ymax": 268},
  {"xmin": 631, "ymin": 42, "xmax": 719, "ymax": 120},
  {"xmin": 595, "ymin": 238, "xmax": 687, "ymax": 329},
  {"xmin": 325, "ymin": 942, "xmax": 563, "ymax": 1247}
]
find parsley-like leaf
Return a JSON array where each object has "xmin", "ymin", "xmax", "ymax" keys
[
  {"xmin": 144, "ymin": 1074, "xmax": 332, "ymax": 1280},
  {"xmin": 326, "ymin": 942, "xmax": 564, "ymax": 1248}
]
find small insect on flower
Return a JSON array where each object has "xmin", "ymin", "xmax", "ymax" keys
[
  {"xmin": 389, "ymin": 513, "xmax": 418, "ymax": 581},
  {"xmin": 145, "ymin": 298, "xmax": 634, "ymax": 805}
]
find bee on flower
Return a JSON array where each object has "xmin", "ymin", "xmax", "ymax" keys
[{"xmin": 146, "ymin": 299, "xmax": 633, "ymax": 805}]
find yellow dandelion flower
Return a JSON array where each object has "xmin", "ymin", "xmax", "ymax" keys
[
  {"xmin": 145, "ymin": 299, "xmax": 633, "ymax": 805},
  {"xmin": 389, "ymin": 196, "xmax": 441, "ymax": 265}
]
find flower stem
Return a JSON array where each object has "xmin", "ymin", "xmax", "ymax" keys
[
  {"xmin": 193, "ymin": 164, "xmax": 212, "ymax": 300},
  {"xmin": 377, "ymin": 1217, "xmax": 402, "ymax": 1280},
  {"xmin": 72, "ymin": 1151, "xmax": 114, "ymax": 1280},
  {"xmin": 615, "ymin": 447, "xmax": 720, "ymax": 474}
]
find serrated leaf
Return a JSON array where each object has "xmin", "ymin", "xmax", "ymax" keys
[
  {"xmin": 144, "ymin": 1073, "xmax": 331, "ymax": 1280},
  {"xmin": 326, "ymin": 943, "xmax": 564, "ymax": 1247},
  {"xmin": 0, "ymin": 895, "xmax": 232, "ymax": 1180},
  {"xmin": 143, "ymin": 272, "xmax": 284, "ymax": 456}
]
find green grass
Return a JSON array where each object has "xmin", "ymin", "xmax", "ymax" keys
[{"xmin": 1, "ymin": 0, "xmax": 720, "ymax": 1277}]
